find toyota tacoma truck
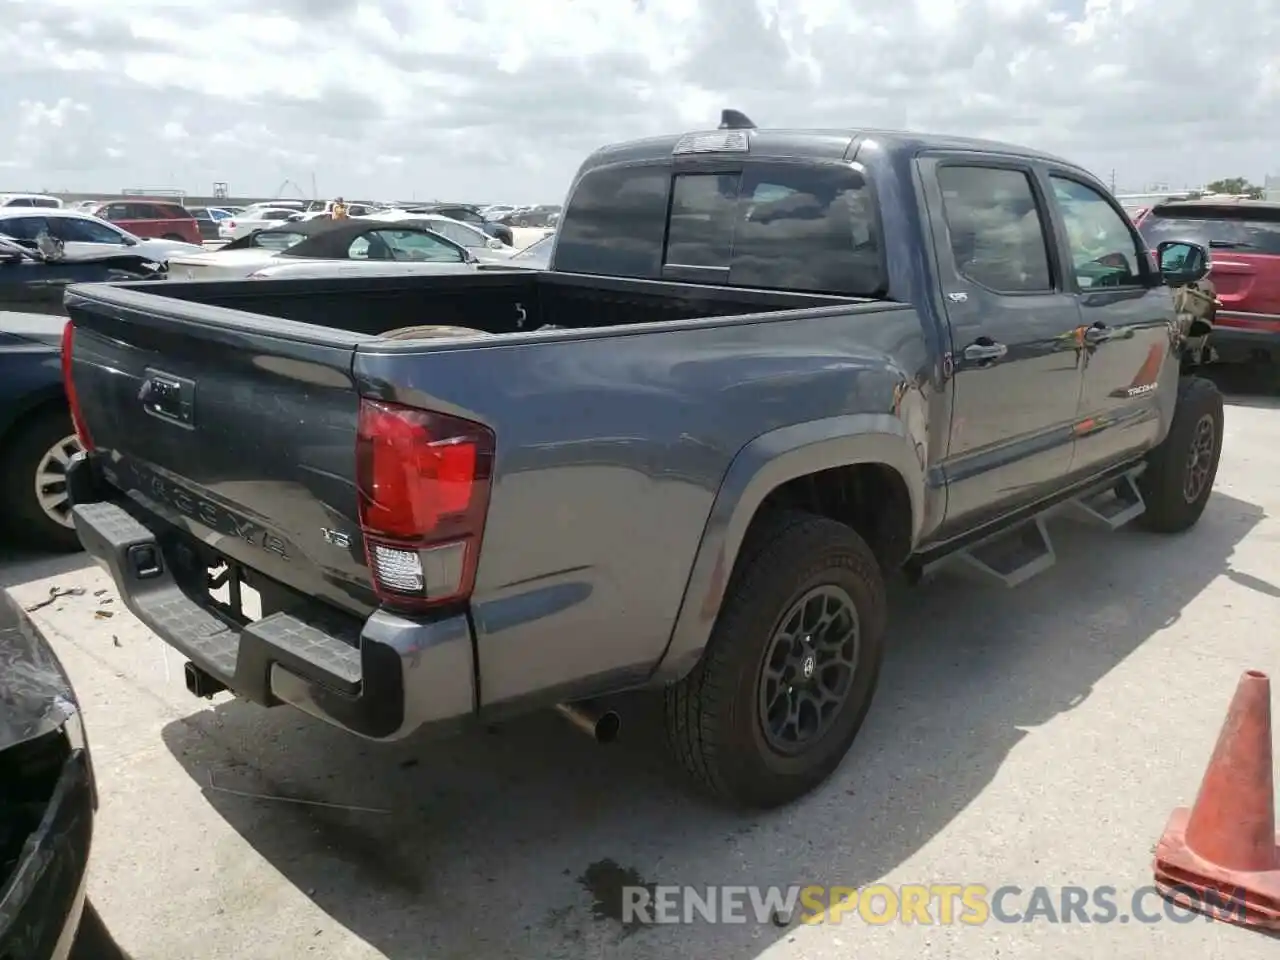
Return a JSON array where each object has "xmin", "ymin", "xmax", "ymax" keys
[{"xmin": 58, "ymin": 112, "xmax": 1224, "ymax": 809}]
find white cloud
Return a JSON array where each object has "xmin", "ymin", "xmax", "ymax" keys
[{"xmin": 0, "ymin": 0, "xmax": 1275, "ymax": 203}]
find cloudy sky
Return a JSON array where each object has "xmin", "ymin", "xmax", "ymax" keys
[{"xmin": 1, "ymin": 0, "xmax": 1276, "ymax": 204}]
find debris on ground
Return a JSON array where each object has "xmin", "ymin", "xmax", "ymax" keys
[{"xmin": 25, "ymin": 586, "xmax": 85, "ymax": 611}]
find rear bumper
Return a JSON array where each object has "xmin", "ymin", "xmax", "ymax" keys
[
  {"xmin": 66, "ymin": 455, "xmax": 476, "ymax": 742},
  {"xmin": 1211, "ymin": 314, "xmax": 1280, "ymax": 364}
]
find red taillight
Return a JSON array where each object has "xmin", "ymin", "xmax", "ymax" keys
[
  {"xmin": 61, "ymin": 321, "xmax": 94, "ymax": 450},
  {"xmin": 355, "ymin": 398, "xmax": 494, "ymax": 610}
]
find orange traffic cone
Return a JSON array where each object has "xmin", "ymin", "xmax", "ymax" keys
[{"xmin": 1153, "ymin": 670, "xmax": 1280, "ymax": 929}]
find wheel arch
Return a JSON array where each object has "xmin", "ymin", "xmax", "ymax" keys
[
  {"xmin": 0, "ymin": 387, "xmax": 67, "ymax": 451},
  {"xmin": 652, "ymin": 414, "xmax": 925, "ymax": 682}
]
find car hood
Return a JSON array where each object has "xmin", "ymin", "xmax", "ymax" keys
[
  {"xmin": 168, "ymin": 248, "xmax": 280, "ymax": 267},
  {"xmin": 0, "ymin": 310, "xmax": 65, "ymax": 345},
  {"xmin": 0, "ymin": 591, "xmax": 79, "ymax": 754}
]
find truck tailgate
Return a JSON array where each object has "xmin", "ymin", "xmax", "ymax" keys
[{"xmin": 64, "ymin": 285, "xmax": 376, "ymax": 617}]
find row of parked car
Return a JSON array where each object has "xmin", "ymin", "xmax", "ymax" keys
[{"xmin": 0, "ymin": 191, "xmax": 537, "ymax": 249}]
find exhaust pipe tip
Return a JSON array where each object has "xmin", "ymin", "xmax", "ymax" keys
[{"xmin": 555, "ymin": 701, "xmax": 621, "ymax": 744}]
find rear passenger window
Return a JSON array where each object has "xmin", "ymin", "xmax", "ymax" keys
[
  {"xmin": 937, "ymin": 166, "xmax": 1053, "ymax": 293},
  {"xmin": 0, "ymin": 216, "xmax": 48, "ymax": 240}
]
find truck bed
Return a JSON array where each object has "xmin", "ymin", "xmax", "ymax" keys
[{"xmin": 122, "ymin": 270, "xmax": 867, "ymax": 337}]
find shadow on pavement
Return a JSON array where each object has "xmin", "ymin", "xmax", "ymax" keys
[
  {"xmin": 69, "ymin": 900, "xmax": 133, "ymax": 960},
  {"xmin": 0, "ymin": 546, "xmax": 92, "ymax": 589},
  {"xmin": 1205, "ymin": 365, "xmax": 1280, "ymax": 408},
  {"xmin": 158, "ymin": 490, "xmax": 1264, "ymax": 959}
]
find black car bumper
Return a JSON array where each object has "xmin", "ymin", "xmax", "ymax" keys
[
  {"xmin": 0, "ymin": 593, "xmax": 96, "ymax": 960},
  {"xmin": 66, "ymin": 454, "xmax": 476, "ymax": 742},
  {"xmin": 1211, "ymin": 315, "xmax": 1280, "ymax": 365}
]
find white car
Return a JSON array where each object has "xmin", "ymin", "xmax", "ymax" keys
[
  {"xmin": 0, "ymin": 207, "xmax": 202, "ymax": 261},
  {"xmin": 167, "ymin": 218, "xmax": 484, "ymax": 281},
  {"xmin": 364, "ymin": 210, "xmax": 514, "ymax": 261},
  {"xmin": 0, "ymin": 193, "xmax": 62, "ymax": 209},
  {"xmin": 217, "ymin": 207, "xmax": 306, "ymax": 241}
]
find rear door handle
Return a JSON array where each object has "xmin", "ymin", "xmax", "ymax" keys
[{"xmin": 963, "ymin": 341, "xmax": 1008, "ymax": 361}]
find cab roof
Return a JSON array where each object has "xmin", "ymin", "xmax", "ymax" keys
[{"xmin": 580, "ymin": 125, "xmax": 1081, "ymax": 174}]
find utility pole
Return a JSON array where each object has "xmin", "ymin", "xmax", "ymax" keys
[{"xmin": 1109, "ymin": 169, "xmax": 1116, "ymax": 193}]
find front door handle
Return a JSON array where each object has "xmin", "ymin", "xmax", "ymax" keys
[
  {"xmin": 1083, "ymin": 324, "xmax": 1115, "ymax": 344},
  {"xmin": 963, "ymin": 340, "xmax": 1008, "ymax": 361}
]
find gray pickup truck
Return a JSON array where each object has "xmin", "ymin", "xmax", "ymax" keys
[{"xmin": 60, "ymin": 112, "xmax": 1223, "ymax": 809}]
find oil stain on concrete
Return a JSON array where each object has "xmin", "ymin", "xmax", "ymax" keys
[{"xmin": 577, "ymin": 858, "xmax": 655, "ymax": 937}]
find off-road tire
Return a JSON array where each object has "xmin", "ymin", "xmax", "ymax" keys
[
  {"xmin": 663, "ymin": 510, "xmax": 887, "ymax": 809},
  {"xmin": 0, "ymin": 408, "xmax": 83, "ymax": 552},
  {"xmin": 1136, "ymin": 376, "xmax": 1224, "ymax": 533}
]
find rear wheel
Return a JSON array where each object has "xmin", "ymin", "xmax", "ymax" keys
[
  {"xmin": 1136, "ymin": 376, "xmax": 1224, "ymax": 533},
  {"xmin": 0, "ymin": 408, "xmax": 84, "ymax": 552},
  {"xmin": 664, "ymin": 511, "xmax": 887, "ymax": 809},
  {"xmin": 162, "ymin": 233, "xmax": 185, "ymax": 241}
]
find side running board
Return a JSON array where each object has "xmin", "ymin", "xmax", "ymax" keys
[{"xmin": 915, "ymin": 467, "xmax": 1147, "ymax": 588}]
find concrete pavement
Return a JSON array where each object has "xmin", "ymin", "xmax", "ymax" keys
[{"xmin": 2, "ymin": 384, "xmax": 1277, "ymax": 960}]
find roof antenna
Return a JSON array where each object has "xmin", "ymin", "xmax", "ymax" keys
[{"xmin": 719, "ymin": 109, "xmax": 756, "ymax": 130}]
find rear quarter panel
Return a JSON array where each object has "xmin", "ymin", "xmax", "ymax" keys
[{"xmin": 355, "ymin": 304, "xmax": 933, "ymax": 712}]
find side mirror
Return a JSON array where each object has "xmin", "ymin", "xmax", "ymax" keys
[
  {"xmin": 123, "ymin": 235, "xmax": 139, "ymax": 246},
  {"xmin": 1157, "ymin": 240, "xmax": 1210, "ymax": 286}
]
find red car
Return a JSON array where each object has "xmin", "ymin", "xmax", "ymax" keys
[
  {"xmin": 87, "ymin": 198, "xmax": 202, "ymax": 246},
  {"xmin": 1135, "ymin": 199, "xmax": 1280, "ymax": 366}
]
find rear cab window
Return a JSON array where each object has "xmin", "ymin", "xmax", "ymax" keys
[
  {"xmin": 1137, "ymin": 204, "xmax": 1280, "ymax": 256},
  {"xmin": 554, "ymin": 160, "xmax": 886, "ymax": 296}
]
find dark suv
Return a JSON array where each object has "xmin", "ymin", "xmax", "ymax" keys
[
  {"xmin": 1135, "ymin": 199, "xmax": 1280, "ymax": 366},
  {"xmin": 88, "ymin": 200, "xmax": 202, "ymax": 246}
]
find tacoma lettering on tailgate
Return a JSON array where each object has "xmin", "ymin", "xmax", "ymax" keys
[{"xmin": 109, "ymin": 461, "xmax": 291, "ymax": 560}]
